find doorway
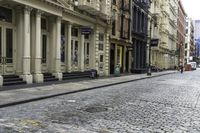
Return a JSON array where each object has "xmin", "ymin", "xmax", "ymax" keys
[
  {"xmin": 0, "ymin": 25, "xmax": 15, "ymax": 75},
  {"xmin": 110, "ymin": 43, "xmax": 115, "ymax": 74},
  {"xmin": 71, "ymin": 39, "xmax": 79, "ymax": 71}
]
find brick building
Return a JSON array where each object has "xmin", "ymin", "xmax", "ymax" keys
[{"xmin": 177, "ymin": 0, "xmax": 187, "ymax": 66}]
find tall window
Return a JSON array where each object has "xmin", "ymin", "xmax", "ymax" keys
[
  {"xmin": 72, "ymin": 28, "xmax": 78, "ymax": 37},
  {"xmin": 112, "ymin": 0, "xmax": 116, "ymax": 5},
  {"xmin": 6, "ymin": 29, "xmax": 13, "ymax": 63},
  {"xmin": 61, "ymin": 23, "xmax": 65, "ymax": 63},
  {"xmin": 133, "ymin": 6, "xmax": 137, "ymax": 32},
  {"xmin": 41, "ymin": 18, "xmax": 47, "ymax": 30},
  {"xmin": 42, "ymin": 35, "xmax": 47, "ymax": 63},
  {"xmin": 99, "ymin": 33, "xmax": 104, "ymax": 51},
  {"xmin": 112, "ymin": 20, "xmax": 116, "ymax": 36},
  {"xmin": 185, "ymin": 43, "xmax": 188, "ymax": 49}
]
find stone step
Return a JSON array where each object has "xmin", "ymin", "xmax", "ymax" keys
[
  {"xmin": 3, "ymin": 77, "xmax": 23, "ymax": 82},
  {"xmin": 3, "ymin": 80, "xmax": 27, "ymax": 86},
  {"xmin": 44, "ymin": 77, "xmax": 59, "ymax": 82}
]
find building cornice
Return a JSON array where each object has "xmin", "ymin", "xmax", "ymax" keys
[{"xmin": 11, "ymin": 0, "xmax": 108, "ymax": 28}]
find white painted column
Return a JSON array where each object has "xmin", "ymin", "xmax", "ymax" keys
[
  {"xmin": 104, "ymin": 32, "xmax": 110, "ymax": 76},
  {"xmin": 95, "ymin": 28, "xmax": 99, "ymax": 71},
  {"xmin": 21, "ymin": 7, "xmax": 32, "ymax": 84},
  {"xmin": 67, "ymin": 22, "xmax": 72, "ymax": 72},
  {"xmin": 16, "ymin": 7, "xmax": 23, "ymax": 75},
  {"xmin": 80, "ymin": 34, "xmax": 85, "ymax": 72},
  {"xmin": 53, "ymin": 17, "xmax": 62, "ymax": 80},
  {"xmin": 34, "ymin": 10, "xmax": 43, "ymax": 83}
]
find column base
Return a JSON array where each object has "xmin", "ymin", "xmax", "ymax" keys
[
  {"xmin": 67, "ymin": 67, "xmax": 72, "ymax": 73},
  {"xmin": 21, "ymin": 74, "xmax": 33, "ymax": 84},
  {"xmin": 104, "ymin": 69, "xmax": 109, "ymax": 76},
  {"xmin": 81, "ymin": 68, "xmax": 84, "ymax": 72},
  {"xmin": 33, "ymin": 73, "xmax": 44, "ymax": 83},
  {"xmin": 52, "ymin": 72, "xmax": 63, "ymax": 81},
  {"xmin": 0, "ymin": 75, "xmax": 3, "ymax": 86}
]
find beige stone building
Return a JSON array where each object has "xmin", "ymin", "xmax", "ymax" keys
[
  {"xmin": 150, "ymin": 0, "xmax": 178, "ymax": 69},
  {"xmin": 0, "ymin": 0, "xmax": 111, "ymax": 86},
  {"xmin": 185, "ymin": 17, "xmax": 195, "ymax": 63}
]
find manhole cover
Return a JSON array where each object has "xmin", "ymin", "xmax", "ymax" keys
[
  {"xmin": 157, "ymin": 79, "xmax": 165, "ymax": 81},
  {"xmin": 85, "ymin": 105, "xmax": 108, "ymax": 113}
]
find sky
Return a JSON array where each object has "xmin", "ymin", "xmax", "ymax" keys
[{"xmin": 181, "ymin": 0, "xmax": 200, "ymax": 20}]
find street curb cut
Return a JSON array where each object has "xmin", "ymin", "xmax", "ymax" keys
[{"xmin": 0, "ymin": 72, "xmax": 176, "ymax": 108}]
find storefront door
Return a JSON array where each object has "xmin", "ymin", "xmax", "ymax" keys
[
  {"xmin": 71, "ymin": 39, "xmax": 79, "ymax": 71},
  {"xmin": 117, "ymin": 46, "xmax": 124, "ymax": 72},
  {"xmin": 41, "ymin": 33, "xmax": 48, "ymax": 73},
  {"xmin": 0, "ymin": 25, "xmax": 15, "ymax": 75},
  {"xmin": 84, "ymin": 41, "xmax": 90, "ymax": 70}
]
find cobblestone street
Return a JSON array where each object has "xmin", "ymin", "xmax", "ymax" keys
[{"xmin": 0, "ymin": 70, "xmax": 200, "ymax": 132}]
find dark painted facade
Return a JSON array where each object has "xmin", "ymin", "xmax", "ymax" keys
[{"xmin": 131, "ymin": 0, "xmax": 150, "ymax": 73}]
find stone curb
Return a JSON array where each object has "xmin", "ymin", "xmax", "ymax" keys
[{"xmin": 0, "ymin": 72, "xmax": 176, "ymax": 108}]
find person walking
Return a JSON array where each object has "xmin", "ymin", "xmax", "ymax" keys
[{"xmin": 180, "ymin": 65, "xmax": 183, "ymax": 73}]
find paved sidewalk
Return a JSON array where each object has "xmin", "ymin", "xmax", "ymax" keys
[{"xmin": 0, "ymin": 71, "xmax": 176, "ymax": 108}]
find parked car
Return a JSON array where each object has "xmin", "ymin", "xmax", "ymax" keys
[{"xmin": 187, "ymin": 62, "xmax": 197, "ymax": 70}]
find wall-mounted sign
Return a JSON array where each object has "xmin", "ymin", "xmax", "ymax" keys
[
  {"xmin": 150, "ymin": 38, "xmax": 159, "ymax": 47},
  {"xmin": 81, "ymin": 27, "xmax": 92, "ymax": 35}
]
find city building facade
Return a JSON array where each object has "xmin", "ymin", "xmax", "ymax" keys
[
  {"xmin": 194, "ymin": 20, "xmax": 200, "ymax": 57},
  {"xmin": 131, "ymin": 0, "xmax": 150, "ymax": 73},
  {"xmin": 195, "ymin": 39, "xmax": 200, "ymax": 58},
  {"xmin": 185, "ymin": 18, "xmax": 195, "ymax": 63},
  {"xmin": 110, "ymin": 0, "xmax": 132, "ymax": 74},
  {"xmin": 177, "ymin": 0, "xmax": 187, "ymax": 66},
  {"xmin": 0, "ymin": 0, "xmax": 111, "ymax": 85},
  {"xmin": 150, "ymin": 0, "xmax": 178, "ymax": 69}
]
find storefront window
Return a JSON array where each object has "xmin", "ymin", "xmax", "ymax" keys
[
  {"xmin": 0, "ymin": 6, "xmax": 12, "ymax": 23},
  {"xmin": 6, "ymin": 28, "xmax": 13, "ymax": 63},
  {"xmin": 42, "ymin": 35, "xmax": 47, "ymax": 63},
  {"xmin": 74, "ymin": 41, "xmax": 78, "ymax": 65},
  {"xmin": 41, "ymin": 18, "xmax": 47, "ymax": 30},
  {"xmin": 71, "ymin": 40, "xmax": 79, "ymax": 67},
  {"xmin": 84, "ymin": 42, "xmax": 89, "ymax": 65},
  {"xmin": 72, "ymin": 28, "xmax": 78, "ymax": 37},
  {"xmin": 117, "ymin": 46, "xmax": 123, "ymax": 67}
]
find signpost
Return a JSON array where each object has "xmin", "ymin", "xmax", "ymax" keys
[
  {"xmin": 81, "ymin": 27, "xmax": 92, "ymax": 35},
  {"xmin": 150, "ymin": 38, "xmax": 159, "ymax": 47}
]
